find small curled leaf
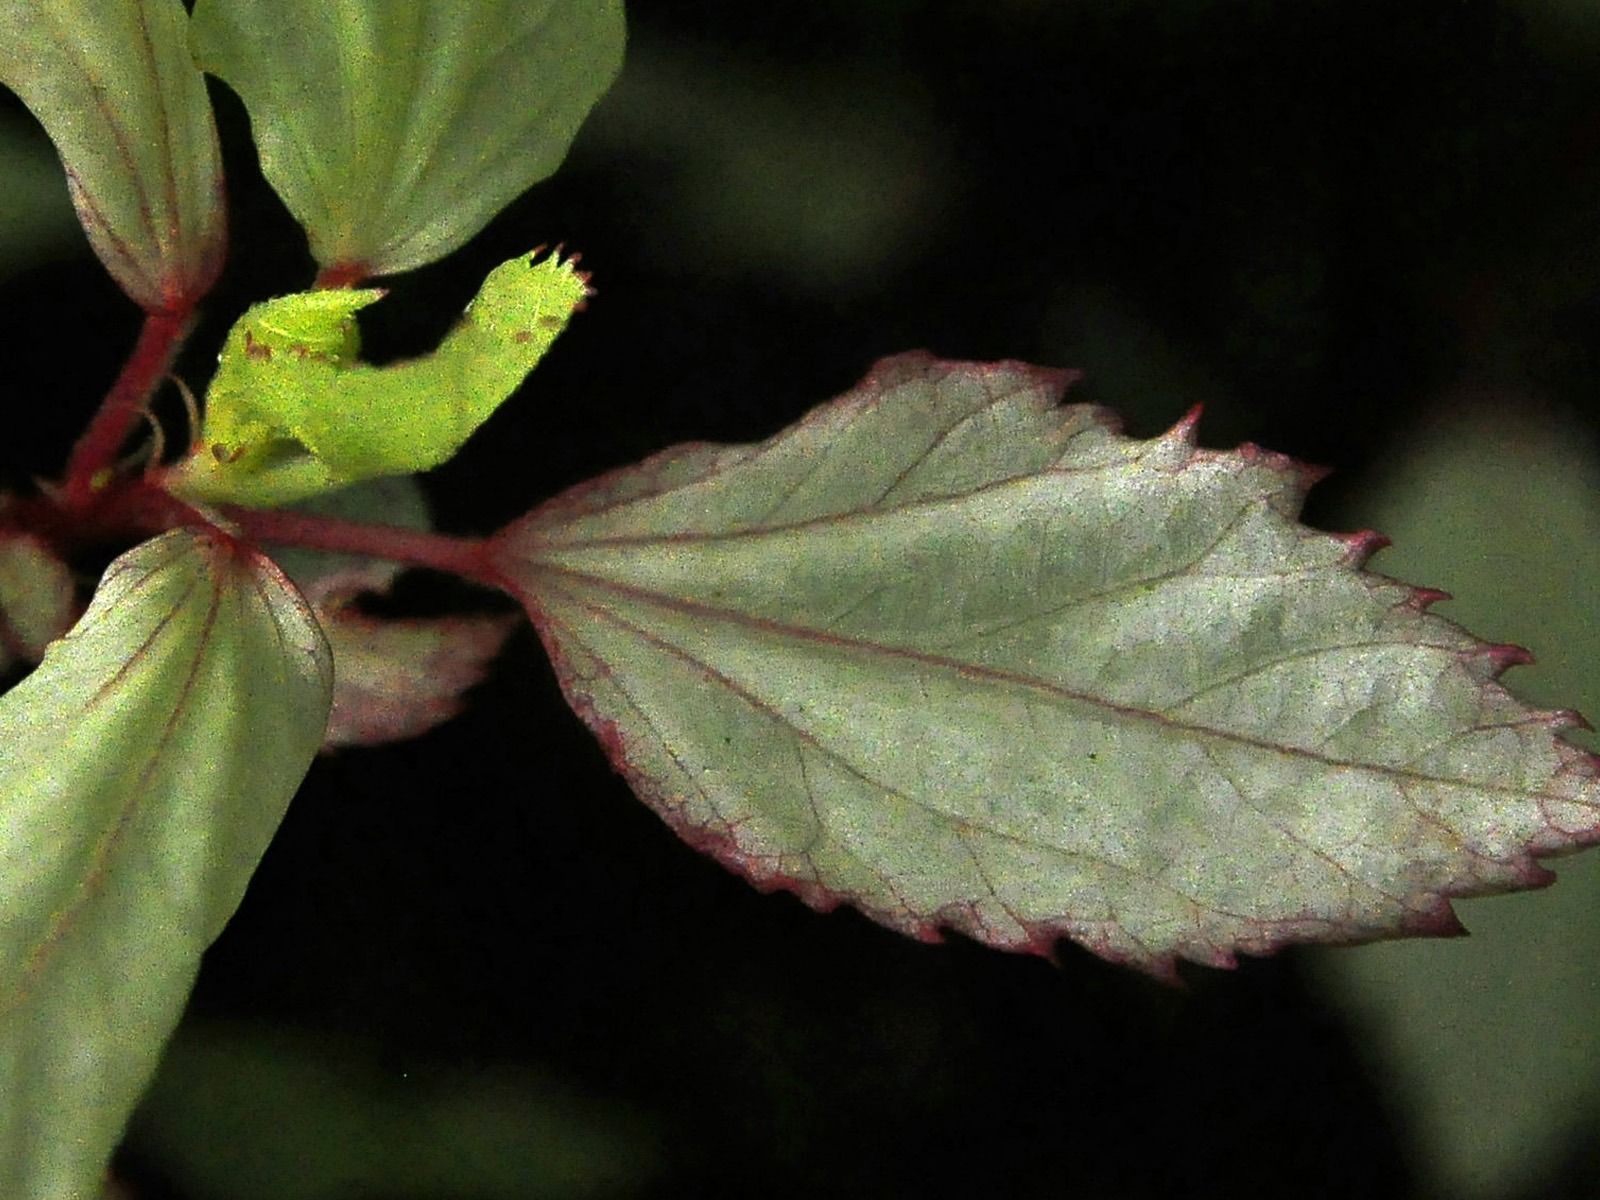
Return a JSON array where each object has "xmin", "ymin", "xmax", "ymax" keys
[{"xmin": 168, "ymin": 249, "xmax": 589, "ymax": 507}]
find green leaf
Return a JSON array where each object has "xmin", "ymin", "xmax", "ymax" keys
[
  {"xmin": 166, "ymin": 249, "xmax": 589, "ymax": 508},
  {"xmin": 189, "ymin": 0, "xmax": 625, "ymax": 277},
  {"xmin": 0, "ymin": 529, "xmax": 332, "ymax": 1199},
  {"xmin": 489, "ymin": 353, "xmax": 1600, "ymax": 978},
  {"xmin": 1305, "ymin": 392, "xmax": 1600, "ymax": 1196},
  {"xmin": 0, "ymin": 0, "xmax": 224, "ymax": 311}
]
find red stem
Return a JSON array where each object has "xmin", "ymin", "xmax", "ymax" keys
[
  {"xmin": 62, "ymin": 309, "xmax": 193, "ymax": 503},
  {"xmin": 314, "ymin": 262, "xmax": 372, "ymax": 289},
  {"xmin": 223, "ymin": 504, "xmax": 502, "ymax": 589}
]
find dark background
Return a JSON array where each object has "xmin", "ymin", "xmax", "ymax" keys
[{"xmin": 8, "ymin": 2, "xmax": 1600, "ymax": 1197}]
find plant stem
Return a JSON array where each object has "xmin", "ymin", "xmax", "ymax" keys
[
  {"xmin": 62, "ymin": 309, "xmax": 193, "ymax": 503},
  {"xmin": 223, "ymin": 504, "xmax": 499, "ymax": 587}
]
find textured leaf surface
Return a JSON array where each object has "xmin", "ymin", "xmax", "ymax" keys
[
  {"xmin": 1306, "ymin": 392, "xmax": 1600, "ymax": 1196},
  {"xmin": 490, "ymin": 354, "xmax": 1600, "ymax": 977},
  {"xmin": 0, "ymin": 0, "xmax": 224, "ymax": 310},
  {"xmin": 189, "ymin": 0, "xmax": 624, "ymax": 276},
  {"xmin": 167, "ymin": 250, "xmax": 588, "ymax": 507},
  {"xmin": 0, "ymin": 529, "xmax": 332, "ymax": 1199}
]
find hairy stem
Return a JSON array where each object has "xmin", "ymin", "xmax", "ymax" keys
[{"xmin": 62, "ymin": 310, "xmax": 193, "ymax": 503}]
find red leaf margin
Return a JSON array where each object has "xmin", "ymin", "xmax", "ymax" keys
[{"xmin": 487, "ymin": 352, "xmax": 1600, "ymax": 980}]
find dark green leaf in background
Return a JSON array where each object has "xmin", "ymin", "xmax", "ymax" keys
[
  {"xmin": 128, "ymin": 1021, "xmax": 658, "ymax": 1200},
  {"xmin": 1308, "ymin": 392, "xmax": 1600, "ymax": 1197}
]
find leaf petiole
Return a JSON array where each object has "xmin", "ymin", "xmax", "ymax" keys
[{"xmin": 61, "ymin": 308, "xmax": 195, "ymax": 504}]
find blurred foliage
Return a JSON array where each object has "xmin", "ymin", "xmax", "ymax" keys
[
  {"xmin": 123, "ymin": 1021, "xmax": 657, "ymax": 1200},
  {"xmin": 0, "ymin": 108, "xmax": 86, "ymax": 282}
]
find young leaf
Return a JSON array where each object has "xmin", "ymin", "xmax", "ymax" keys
[
  {"xmin": 317, "ymin": 606, "xmax": 516, "ymax": 749},
  {"xmin": 166, "ymin": 249, "xmax": 589, "ymax": 508},
  {"xmin": 0, "ymin": 0, "xmax": 224, "ymax": 311},
  {"xmin": 489, "ymin": 353, "xmax": 1600, "ymax": 979},
  {"xmin": 248, "ymin": 476, "xmax": 516, "ymax": 750},
  {"xmin": 0, "ymin": 529, "xmax": 332, "ymax": 1199},
  {"xmin": 188, "ymin": 0, "xmax": 625, "ymax": 278}
]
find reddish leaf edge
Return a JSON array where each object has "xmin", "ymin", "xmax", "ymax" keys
[{"xmin": 494, "ymin": 351, "xmax": 1600, "ymax": 982}]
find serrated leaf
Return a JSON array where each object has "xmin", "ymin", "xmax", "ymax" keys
[
  {"xmin": 189, "ymin": 0, "xmax": 625, "ymax": 277},
  {"xmin": 488, "ymin": 353, "xmax": 1600, "ymax": 978},
  {"xmin": 0, "ymin": 529, "xmax": 332, "ymax": 1199},
  {"xmin": 1305, "ymin": 391, "xmax": 1600, "ymax": 1196},
  {"xmin": 0, "ymin": 0, "xmax": 224, "ymax": 311},
  {"xmin": 166, "ymin": 249, "xmax": 588, "ymax": 508}
]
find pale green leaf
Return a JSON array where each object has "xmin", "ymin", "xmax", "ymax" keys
[
  {"xmin": 1305, "ymin": 391, "xmax": 1600, "ymax": 1197},
  {"xmin": 490, "ymin": 354, "xmax": 1600, "ymax": 977},
  {"xmin": 189, "ymin": 0, "xmax": 625, "ymax": 277},
  {"xmin": 0, "ymin": 529, "xmax": 332, "ymax": 1200},
  {"xmin": 0, "ymin": 0, "xmax": 224, "ymax": 310},
  {"xmin": 166, "ymin": 249, "xmax": 588, "ymax": 508}
]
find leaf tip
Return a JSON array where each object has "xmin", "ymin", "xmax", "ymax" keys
[
  {"xmin": 1471, "ymin": 641, "xmax": 1536, "ymax": 677},
  {"xmin": 1172, "ymin": 404, "xmax": 1204, "ymax": 443},
  {"xmin": 1406, "ymin": 585, "xmax": 1452, "ymax": 611},
  {"xmin": 1336, "ymin": 528, "xmax": 1390, "ymax": 566}
]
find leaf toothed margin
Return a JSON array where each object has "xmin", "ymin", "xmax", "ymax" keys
[{"xmin": 490, "ymin": 353, "xmax": 1600, "ymax": 979}]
